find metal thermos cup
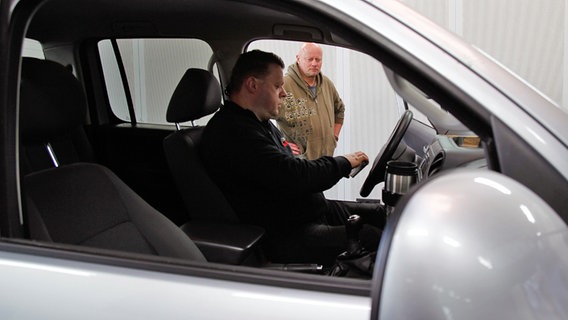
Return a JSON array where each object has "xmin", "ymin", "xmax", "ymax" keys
[
  {"xmin": 385, "ymin": 161, "xmax": 418, "ymax": 195},
  {"xmin": 382, "ymin": 160, "xmax": 418, "ymax": 209}
]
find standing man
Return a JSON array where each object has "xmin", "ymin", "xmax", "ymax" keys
[
  {"xmin": 200, "ymin": 50, "xmax": 384, "ymax": 266},
  {"xmin": 277, "ymin": 42, "xmax": 346, "ymax": 160}
]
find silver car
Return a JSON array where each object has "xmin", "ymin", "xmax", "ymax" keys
[{"xmin": 1, "ymin": 0, "xmax": 567, "ymax": 319}]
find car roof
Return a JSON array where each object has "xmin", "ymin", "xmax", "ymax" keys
[{"xmin": 27, "ymin": 0, "xmax": 309, "ymax": 45}]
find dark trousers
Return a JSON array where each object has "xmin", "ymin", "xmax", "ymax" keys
[{"xmin": 266, "ymin": 194, "xmax": 386, "ymax": 266}]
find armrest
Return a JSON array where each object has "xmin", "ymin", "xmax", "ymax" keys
[{"xmin": 181, "ymin": 221, "xmax": 265, "ymax": 265}]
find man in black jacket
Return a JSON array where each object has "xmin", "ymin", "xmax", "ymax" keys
[{"xmin": 200, "ymin": 50, "xmax": 385, "ymax": 266}]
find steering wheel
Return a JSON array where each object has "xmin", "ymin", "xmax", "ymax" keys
[{"xmin": 360, "ymin": 110, "xmax": 413, "ymax": 197}]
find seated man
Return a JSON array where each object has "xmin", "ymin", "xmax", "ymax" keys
[{"xmin": 200, "ymin": 50, "xmax": 385, "ymax": 266}]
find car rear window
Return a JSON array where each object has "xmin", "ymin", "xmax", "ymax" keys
[{"xmin": 98, "ymin": 38, "xmax": 216, "ymax": 125}]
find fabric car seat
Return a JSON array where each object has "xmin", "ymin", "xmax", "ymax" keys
[
  {"xmin": 23, "ymin": 162, "xmax": 207, "ymax": 261},
  {"xmin": 162, "ymin": 69, "xmax": 321, "ymax": 271},
  {"xmin": 163, "ymin": 69, "xmax": 273, "ymax": 266},
  {"xmin": 19, "ymin": 58, "xmax": 206, "ymax": 260},
  {"xmin": 163, "ymin": 68, "xmax": 239, "ymax": 223},
  {"xmin": 19, "ymin": 57, "xmax": 95, "ymax": 175}
]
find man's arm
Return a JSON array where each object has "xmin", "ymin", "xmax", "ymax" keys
[
  {"xmin": 330, "ymin": 79, "xmax": 345, "ymax": 141},
  {"xmin": 334, "ymin": 123, "xmax": 342, "ymax": 141}
]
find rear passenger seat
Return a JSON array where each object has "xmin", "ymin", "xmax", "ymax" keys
[{"xmin": 19, "ymin": 57, "xmax": 95, "ymax": 175}]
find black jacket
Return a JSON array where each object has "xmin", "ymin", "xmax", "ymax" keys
[{"xmin": 200, "ymin": 101, "xmax": 351, "ymax": 232}]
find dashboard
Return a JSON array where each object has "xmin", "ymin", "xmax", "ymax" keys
[{"xmin": 419, "ymin": 135, "xmax": 487, "ymax": 178}]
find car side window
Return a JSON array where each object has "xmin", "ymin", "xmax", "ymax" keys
[
  {"xmin": 98, "ymin": 38, "xmax": 216, "ymax": 125},
  {"xmin": 22, "ymin": 38, "xmax": 45, "ymax": 59},
  {"xmin": 248, "ymin": 40, "xmax": 400, "ymax": 200}
]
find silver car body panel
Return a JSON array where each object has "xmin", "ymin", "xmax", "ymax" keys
[
  {"xmin": 380, "ymin": 169, "xmax": 568, "ymax": 319},
  {"xmin": 0, "ymin": 250, "xmax": 371, "ymax": 319}
]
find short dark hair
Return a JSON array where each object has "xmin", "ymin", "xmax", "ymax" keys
[{"xmin": 225, "ymin": 50, "xmax": 285, "ymax": 96}]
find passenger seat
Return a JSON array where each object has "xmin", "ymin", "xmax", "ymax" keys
[
  {"xmin": 19, "ymin": 57, "xmax": 95, "ymax": 175},
  {"xmin": 24, "ymin": 162, "xmax": 207, "ymax": 261}
]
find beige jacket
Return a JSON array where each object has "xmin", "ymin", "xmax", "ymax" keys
[{"xmin": 277, "ymin": 63, "xmax": 345, "ymax": 160}]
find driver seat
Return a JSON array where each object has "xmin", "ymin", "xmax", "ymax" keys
[
  {"xmin": 163, "ymin": 68, "xmax": 238, "ymax": 224},
  {"xmin": 162, "ymin": 68, "xmax": 322, "ymax": 272},
  {"xmin": 163, "ymin": 68, "xmax": 267, "ymax": 266}
]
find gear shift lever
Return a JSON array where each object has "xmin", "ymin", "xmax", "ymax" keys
[
  {"xmin": 345, "ymin": 214, "xmax": 364, "ymax": 256},
  {"xmin": 329, "ymin": 214, "xmax": 375, "ymax": 278}
]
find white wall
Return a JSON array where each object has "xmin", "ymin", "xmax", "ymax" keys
[{"xmin": 399, "ymin": 0, "xmax": 567, "ymax": 111}]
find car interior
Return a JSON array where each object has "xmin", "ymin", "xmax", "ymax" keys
[
  {"xmin": 15, "ymin": 0, "xmax": 407, "ymax": 278},
  {"xmin": 20, "ymin": 56, "xmax": 269, "ymax": 267},
  {"xmin": 10, "ymin": 0, "xmax": 568, "ymax": 285}
]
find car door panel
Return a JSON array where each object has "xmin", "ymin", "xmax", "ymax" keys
[{"xmin": 0, "ymin": 244, "xmax": 370, "ymax": 320}]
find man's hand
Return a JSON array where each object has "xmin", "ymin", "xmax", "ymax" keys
[
  {"xmin": 281, "ymin": 138, "xmax": 301, "ymax": 155},
  {"xmin": 334, "ymin": 123, "xmax": 342, "ymax": 141},
  {"xmin": 343, "ymin": 151, "xmax": 369, "ymax": 168},
  {"xmin": 288, "ymin": 142, "xmax": 301, "ymax": 155}
]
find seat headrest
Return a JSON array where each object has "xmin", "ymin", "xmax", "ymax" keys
[
  {"xmin": 166, "ymin": 68, "xmax": 222, "ymax": 123},
  {"xmin": 19, "ymin": 57, "xmax": 87, "ymax": 143}
]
